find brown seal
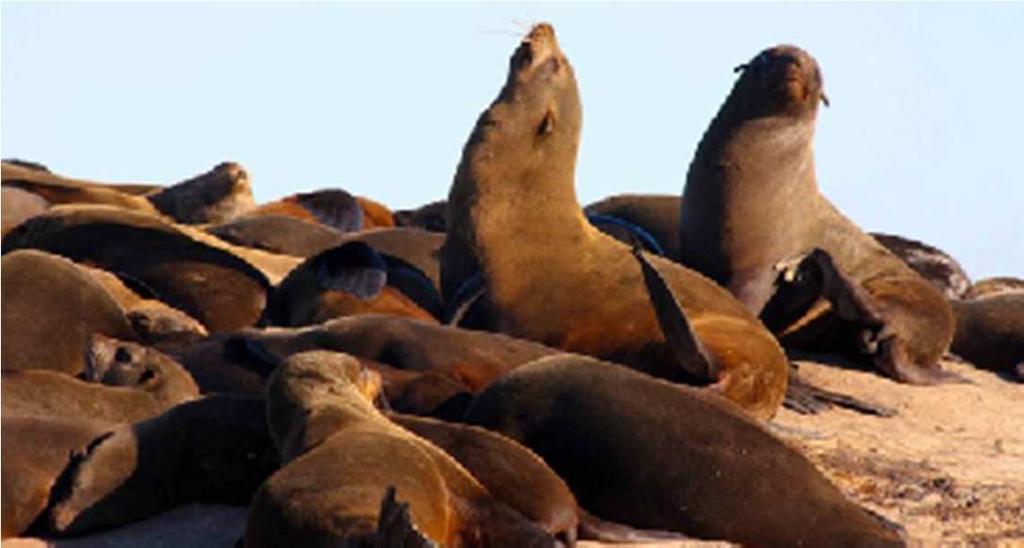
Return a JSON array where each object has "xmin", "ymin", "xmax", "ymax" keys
[
  {"xmin": 391, "ymin": 413, "xmax": 579, "ymax": 541},
  {"xmin": 950, "ymin": 293, "xmax": 1024, "ymax": 380},
  {"xmin": 206, "ymin": 214, "xmax": 346, "ymax": 257},
  {"xmin": 356, "ymin": 195, "xmax": 397, "ymax": 228},
  {"xmin": 1, "ymin": 250, "xmax": 137, "ymax": 375},
  {"xmin": 963, "ymin": 276, "xmax": 1024, "ymax": 299},
  {"xmin": 247, "ymin": 189, "xmax": 366, "ymax": 233},
  {"xmin": 2, "ymin": 335, "xmax": 199, "ymax": 423},
  {"xmin": 2, "ymin": 205, "xmax": 273, "ymax": 332},
  {"xmin": 441, "ymin": 23, "xmax": 789, "ymax": 419},
  {"xmin": 81, "ymin": 264, "xmax": 209, "ymax": 344},
  {"xmin": 585, "ymin": 194, "xmax": 682, "ymax": 259},
  {"xmin": 146, "ymin": 161, "xmax": 256, "ymax": 224},
  {"xmin": 464, "ymin": 355, "xmax": 903, "ymax": 546},
  {"xmin": 245, "ymin": 350, "xmax": 553, "ymax": 546},
  {"xmin": 679, "ymin": 44, "xmax": 956, "ymax": 384},
  {"xmin": 1, "ymin": 415, "xmax": 111, "ymax": 538},
  {"xmin": 394, "ymin": 199, "xmax": 448, "ymax": 232},
  {"xmin": 268, "ymin": 241, "xmax": 437, "ymax": 326},
  {"xmin": 871, "ymin": 232, "xmax": 971, "ymax": 300},
  {"xmin": 1, "ymin": 161, "xmax": 160, "ymax": 213},
  {"xmin": 44, "ymin": 395, "xmax": 278, "ymax": 537},
  {"xmin": 2, "ymin": 186, "xmax": 50, "ymax": 236}
]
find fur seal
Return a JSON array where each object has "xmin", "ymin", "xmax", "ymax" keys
[
  {"xmin": 871, "ymin": 232, "xmax": 971, "ymax": 300},
  {"xmin": 2, "ymin": 205, "xmax": 273, "ymax": 332},
  {"xmin": 1, "ymin": 250, "xmax": 137, "ymax": 375},
  {"xmin": 206, "ymin": 214, "xmax": 346, "ymax": 257},
  {"xmin": 584, "ymin": 194, "xmax": 682, "ymax": 259},
  {"xmin": 146, "ymin": 162, "xmax": 256, "ymax": 224},
  {"xmin": 2, "ymin": 186, "xmax": 50, "ymax": 236},
  {"xmin": 392, "ymin": 413, "xmax": 579, "ymax": 541},
  {"xmin": 441, "ymin": 23, "xmax": 789, "ymax": 419},
  {"xmin": 950, "ymin": 293, "xmax": 1024, "ymax": 380},
  {"xmin": 44, "ymin": 395, "xmax": 278, "ymax": 536},
  {"xmin": 463, "ymin": 355, "xmax": 903, "ymax": 546},
  {"xmin": 1, "ymin": 161, "xmax": 160, "ymax": 213},
  {"xmin": 679, "ymin": 45, "xmax": 956, "ymax": 384},
  {"xmin": 169, "ymin": 315, "xmax": 559, "ymax": 415},
  {"xmin": 1, "ymin": 416, "xmax": 110, "ymax": 538},
  {"xmin": 268, "ymin": 242, "xmax": 437, "ymax": 326},
  {"xmin": 246, "ymin": 350, "xmax": 553, "ymax": 546},
  {"xmin": 248, "ymin": 189, "xmax": 365, "ymax": 233},
  {"xmin": 963, "ymin": 276, "xmax": 1024, "ymax": 299},
  {"xmin": 2, "ymin": 335, "xmax": 199, "ymax": 423},
  {"xmin": 356, "ymin": 195, "xmax": 397, "ymax": 228},
  {"xmin": 395, "ymin": 199, "xmax": 448, "ymax": 233},
  {"xmin": 81, "ymin": 264, "xmax": 209, "ymax": 344}
]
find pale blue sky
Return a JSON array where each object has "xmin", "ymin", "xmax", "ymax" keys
[{"xmin": 2, "ymin": 3, "xmax": 1021, "ymax": 279}]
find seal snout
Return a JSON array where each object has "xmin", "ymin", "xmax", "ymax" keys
[{"xmin": 512, "ymin": 22, "xmax": 562, "ymax": 71}]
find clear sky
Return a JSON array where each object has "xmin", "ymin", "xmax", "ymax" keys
[{"xmin": 2, "ymin": 3, "xmax": 1021, "ymax": 279}]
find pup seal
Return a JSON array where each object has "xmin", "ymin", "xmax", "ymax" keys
[
  {"xmin": 679, "ymin": 45, "xmax": 956, "ymax": 384},
  {"xmin": 441, "ymin": 23, "xmax": 789, "ymax": 419},
  {"xmin": 463, "ymin": 355, "xmax": 903, "ymax": 546},
  {"xmin": 246, "ymin": 351, "xmax": 553, "ymax": 546}
]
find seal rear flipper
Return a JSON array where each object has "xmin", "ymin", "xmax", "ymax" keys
[
  {"xmin": 443, "ymin": 272, "xmax": 491, "ymax": 328},
  {"xmin": 875, "ymin": 337, "xmax": 970, "ymax": 385},
  {"xmin": 631, "ymin": 245, "xmax": 716, "ymax": 381},
  {"xmin": 576, "ymin": 508, "xmax": 693, "ymax": 544},
  {"xmin": 784, "ymin": 364, "xmax": 897, "ymax": 417},
  {"xmin": 375, "ymin": 486, "xmax": 437, "ymax": 548}
]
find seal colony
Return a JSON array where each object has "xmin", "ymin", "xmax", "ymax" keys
[{"xmin": 2, "ymin": 21, "xmax": 1019, "ymax": 548}]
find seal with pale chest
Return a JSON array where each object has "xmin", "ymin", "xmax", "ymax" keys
[
  {"xmin": 441, "ymin": 23, "xmax": 789, "ymax": 419},
  {"xmin": 679, "ymin": 45, "xmax": 956, "ymax": 384}
]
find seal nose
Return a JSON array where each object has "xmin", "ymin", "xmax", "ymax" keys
[{"xmin": 513, "ymin": 22, "xmax": 560, "ymax": 70}]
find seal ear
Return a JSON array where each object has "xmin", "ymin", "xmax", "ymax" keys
[
  {"xmin": 820, "ymin": 92, "xmax": 830, "ymax": 107},
  {"xmin": 733, "ymin": 63, "xmax": 749, "ymax": 74},
  {"xmin": 630, "ymin": 245, "xmax": 717, "ymax": 382}
]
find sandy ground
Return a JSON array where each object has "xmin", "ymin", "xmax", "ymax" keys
[
  {"xmin": 10, "ymin": 361, "xmax": 1021, "ymax": 547},
  {"xmin": 771, "ymin": 359, "xmax": 1024, "ymax": 547}
]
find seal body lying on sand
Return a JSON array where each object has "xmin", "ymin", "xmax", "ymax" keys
[
  {"xmin": 464, "ymin": 355, "xmax": 903, "ymax": 547},
  {"xmin": 951, "ymin": 293, "xmax": 1024, "ymax": 380},
  {"xmin": 679, "ymin": 45, "xmax": 955, "ymax": 384},
  {"xmin": 245, "ymin": 351, "xmax": 554, "ymax": 547},
  {"xmin": 441, "ymin": 23, "xmax": 788, "ymax": 420}
]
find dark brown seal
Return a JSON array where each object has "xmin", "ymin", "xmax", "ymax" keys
[
  {"xmin": 1, "ymin": 250, "xmax": 137, "ymax": 375},
  {"xmin": 2, "ymin": 335, "xmax": 199, "ymax": 423},
  {"xmin": 146, "ymin": 161, "xmax": 256, "ymax": 224},
  {"xmin": 951, "ymin": 293, "xmax": 1024, "ymax": 380},
  {"xmin": 206, "ymin": 214, "xmax": 346, "ymax": 258},
  {"xmin": 464, "ymin": 355, "xmax": 903, "ymax": 546},
  {"xmin": 441, "ymin": 23, "xmax": 789, "ymax": 419},
  {"xmin": 1, "ymin": 416, "xmax": 110, "ymax": 538},
  {"xmin": 2, "ymin": 205, "xmax": 272, "ymax": 332},
  {"xmin": 394, "ymin": 199, "xmax": 448, "ymax": 232},
  {"xmin": 45, "ymin": 395, "xmax": 278, "ymax": 537},
  {"xmin": 246, "ymin": 350, "xmax": 553, "ymax": 547},
  {"xmin": 268, "ymin": 242, "xmax": 437, "ymax": 326},
  {"xmin": 585, "ymin": 194, "xmax": 682, "ymax": 258},
  {"xmin": 871, "ymin": 232, "xmax": 971, "ymax": 300},
  {"xmin": 680, "ymin": 44, "xmax": 956, "ymax": 384}
]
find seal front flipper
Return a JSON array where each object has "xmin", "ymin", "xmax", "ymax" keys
[
  {"xmin": 784, "ymin": 364, "xmax": 897, "ymax": 417},
  {"xmin": 631, "ymin": 245, "xmax": 717, "ymax": 382},
  {"xmin": 375, "ymin": 486, "xmax": 437, "ymax": 548}
]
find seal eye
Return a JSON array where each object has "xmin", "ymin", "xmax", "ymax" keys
[
  {"xmin": 114, "ymin": 347, "xmax": 132, "ymax": 364},
  {"xmin": 537, "ymin": 109, "xmax": 556, "ymax": 137}
]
